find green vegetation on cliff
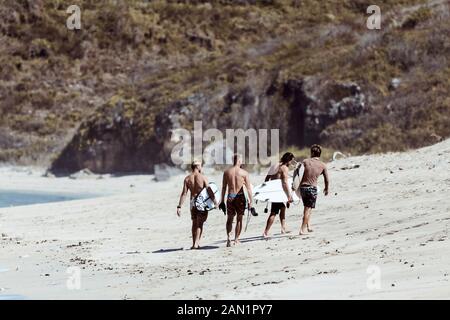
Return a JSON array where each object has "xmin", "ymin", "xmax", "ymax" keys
[{"xmin": 0, "ymin": 0, "xmax": 448, "ymax": 171}]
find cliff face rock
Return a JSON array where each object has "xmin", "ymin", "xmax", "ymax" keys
[
  {"xmin": 2, "ymin": 0, "xmax": 448, "ymax": 169},
  {"xmin": 298, "ymin": 78, "xmax": 367, "ymax": 145},
  {"xmin": 50, "ymin": 97, "xmax": 160, "ymax": 175},
  {"xmin": 50, "ymin": 74, "xmax": 367, "ymax": 174}
]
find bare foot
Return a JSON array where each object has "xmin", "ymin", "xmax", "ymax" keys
[
  {"xmin": 262, "ymin": 232, "xmax": 269, "ymax": 239},
  {"xmin": 281, "ymin": 229, "xmax": 291, "ymax": 234},
  {"xmin": 226, "ymin": 240, "xmax": 232, "ymax": 247},
  {"xmin": 307, "ymin": 228, "xmax": 314, "ymax": 232},
  {"xmin": 234, "ymin": 239, "xmax": 241, "ymax": 246},
  {"xmin": 299, "ymin": 228, "xmax": 308, "ymax": 235}
]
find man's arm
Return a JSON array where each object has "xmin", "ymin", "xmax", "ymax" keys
[
  {"xmin": 177, "ymin": 178, "xmax": 188, "ymax": 216},
  {"xmin": 323, "ymin": 164, "xmax": 330, "ymax": 196},
  {"xmin": 244, "ymin": 172, "xmax": 253, "ymax": 207},
  {"xmin": 220, "ymin": 172, "xmax": 227, "ymax": 204},
  {"xmin": 280, "ymin": 166, "xmax": 292, "ymax": 202}
]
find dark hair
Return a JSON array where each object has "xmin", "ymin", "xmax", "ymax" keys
[
  {"xmin": 280, "ymin": 152, "xmax": 294, "ymax": 165},
  {"xmin": 311, "ymin": 144, "xmax": 322, "ymax": 157}
]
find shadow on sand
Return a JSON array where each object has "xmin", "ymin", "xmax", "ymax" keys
[
  {"xmin": 152, "ymin": 245, "xmax": 220, "ymax": 253},
  {"xmin": 152, "ymin": 248, "xmax": 184, "ymax": 254},
  {"xmin": 152, "ymin": 234, "xmax": 293, "ymax": 253},
  {"xmin": 212, "ymin": 233, "xmax": 291, "ymax": 245},
  {"xmin": 195, "ymin": 245, "xmax": 220, "ymax": 250}
]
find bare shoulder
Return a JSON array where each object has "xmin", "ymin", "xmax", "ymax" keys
[
  {"xmin": 194, "ymin": 172, "xmax": 205, "ymax": 180},
  {"xmin": 222, "ymin": 169, "xmax": 232, "ymax": 181},
  {"xmin": 239, "ymin": 168, "xmax": 249, "ymax": 176},
  {"xmin": 279, "ymin": 165, "xmax": 289, "ymax": 178},
  {"xmin": 223, "ymin": 168, "xmax": 231, "ymax": 177},
  {"xmin": 183, "ymin": 174, "xmax": 193, "ymax": 188}
]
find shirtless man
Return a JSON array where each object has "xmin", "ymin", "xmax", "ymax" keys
[
  {"xmin": 263, "ymin": 152, "xmax": 295, "ymax": 238},
  {"xmin": 177, "ymin": 161, "xmax": 217, "ymax": 249},
  {"xmin": 220, "ymin": 154, "xmax": 253, "ymax": 247},
  {"xmin": 298, "ymin": 144, "xmax": 330, "ymax": 235}
]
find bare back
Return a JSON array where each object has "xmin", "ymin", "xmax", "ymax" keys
[
  {"xmin": 301, "ymin": 158, "xmax": 328, "ymax": 187},
  {"xmin": 185, "ymin": 172, "xmax": 208, "ymax": 199},
  {"xmin": 223, "ymin": 166, "xmax": 248, "ymax": 194}
]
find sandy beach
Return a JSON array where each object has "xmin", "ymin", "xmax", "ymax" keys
[{"xmin": 1, "ymin": 140, "xmax": 449, "ymax": 300}]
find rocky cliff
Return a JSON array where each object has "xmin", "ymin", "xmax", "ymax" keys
[
  {"xmin": 50, "ymin": 73, "xmax": 368, "ymax": 173},
  {"xmin": 1, "ymin": 0, "xmax": 448, "ymax": 173}
]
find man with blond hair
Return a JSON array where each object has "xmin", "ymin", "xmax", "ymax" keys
[{"xmin": 177, "ymin": 161, "xmax": 217, "ymax": 249}]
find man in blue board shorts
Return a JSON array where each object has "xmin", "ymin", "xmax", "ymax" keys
[{"xmin": 220, "ymin": 154, "xmax": 254, "ymax": 247}]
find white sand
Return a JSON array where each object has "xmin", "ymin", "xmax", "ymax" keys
[{"xmin": 1, "ymin": 140, "xmax": 449, "ymax": 300}]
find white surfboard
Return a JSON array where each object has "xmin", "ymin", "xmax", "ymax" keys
[
  {"xmin": 253, "ymin": 179, "xmax": 300, "ymax": 204},
  {"xmin": 194, "ymin": 182, "xmax": 219, "ymax": 211}
]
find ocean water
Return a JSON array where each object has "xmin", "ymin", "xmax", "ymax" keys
[
  {"xmin": 0, "ymin": 267, "xmax": 26, "ymax": 299},
  {"xmin": 0, "ymin": 191, "xmax": 90, "ymax": 300},
  {"xmin": 0, "ymin": 190, "xmax": 92, "ymax": 208},
  {"xmin": 0, "ymin": 190, "xmax": 95, "ymax": 300},
  {"xmin": 0, "ymin": 295, "xmax": 26, "ymax": 300}
]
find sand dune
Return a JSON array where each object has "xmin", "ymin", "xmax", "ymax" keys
[{"xmin": 1, "ymin": 140, "xmax": 449, "ymax": 299}]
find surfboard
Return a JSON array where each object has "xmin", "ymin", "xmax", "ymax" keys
[
  {"xmin": 243, "ymin": 185, "xmax": 251, "ymax": 232},
  {"xmin": 242, "ymin": 185, "xmax": 251, "ymax": 209},
  {"xmin": 194, "ymin": 182, "xmax": 219, "ymax": 211},
  {"xmin": 253, "ymin": 179, "xmax": 300, "ymax": 204}
]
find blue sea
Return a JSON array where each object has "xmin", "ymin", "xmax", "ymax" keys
[
  {"xmin": 0, "ymin": 190, "xmax": 93, "ymax": 208},
  {"xmin": 0, "ymin": 190, "xmax": 95, "ymax": 300},
  {"xmin": 0, "ymin": 268, "xmax": 26, "ymax": 300},
  {"xmin": 0, "ymin": 295, "xmax": 26, "ymax": 300}
]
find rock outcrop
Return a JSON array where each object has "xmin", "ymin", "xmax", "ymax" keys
[{"xmin": 50, "ymin": 74, "xmax": 367, "ymax": 175}]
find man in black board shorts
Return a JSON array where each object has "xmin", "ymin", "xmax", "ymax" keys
[
  {"xmin": 177, "ymin": 161, "xmax": 217, "ymax": 249},
  {"xmin": 298, "ymin": 145, "xmax": 330, "ymax": 235},
  {"xmin": 262, "ymin": 152, "xmax": 295, "ymax": 238}
]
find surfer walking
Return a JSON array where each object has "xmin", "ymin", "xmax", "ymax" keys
[
  {"xmin": 262, "ymin": 152, "xmax": 295, "ymax": 238},
  {"xmin": 220, "ymin": 154, "xmax": 253, "ymax": 247},
  {"xmin": 298, "ymin": 145, "xmax": 329, "ymax": 235},
  {"xmin": 177, "ymin": 161, "xmax": 217, "ymax": 249}
]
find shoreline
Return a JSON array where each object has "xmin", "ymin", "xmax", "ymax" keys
[{"xmin": 0, "ymin": 141, "xmax": 450, "ymax": 299}]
